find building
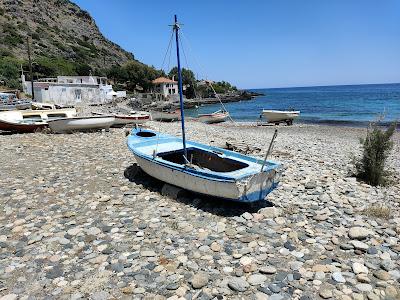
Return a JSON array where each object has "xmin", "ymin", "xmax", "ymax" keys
[
  {"xmin": 152, "ymin": 77, "xmax": 179, "ymax": 99},
  {"xmin": 22, "ymin": 74, "xmax": 126, "ymax": 106}
]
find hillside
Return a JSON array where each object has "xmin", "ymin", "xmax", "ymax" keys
[{"xmin": 0, "ymin": 0, "xmax": 133, "ymax": 69}]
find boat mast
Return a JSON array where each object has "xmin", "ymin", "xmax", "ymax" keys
[{"xmin": 173, "ymin": 15, "xmax": 187, "ymax": 160}]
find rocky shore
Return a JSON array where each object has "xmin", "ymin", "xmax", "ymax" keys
[{"xmin": 0, "ymin": 121, "xmax": 399, "ymax": 300}]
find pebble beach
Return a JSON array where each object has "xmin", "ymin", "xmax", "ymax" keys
[{"xmin": 1, "ymin": 121, "xmax": 400, "ymax": 300}]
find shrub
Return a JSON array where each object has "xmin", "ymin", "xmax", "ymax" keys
[{"xmin": 355, "ymin": 121, "xmax": 397, "ymax": 186}]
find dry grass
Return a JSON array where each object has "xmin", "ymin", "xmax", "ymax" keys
[{"xmin": 362, "ymin": 204, "xmax": 391, "ymax": 219}]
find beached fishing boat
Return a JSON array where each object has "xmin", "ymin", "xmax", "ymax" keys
[
  {"xmin": 126, "ymin": 15, "xmax": 282, "ymax": 202},
  {"xmin": 262, "ymin": 109, "xmax": 300, "ymax": 125},
  {"xmin": 198, "ymin": 110, "xmax": 229, "ymax": 124},
  {"xmin": 0, "ymin": 92, "xmax": 31, "ymax": 111},
  {"xmin": 48, "ymin": 116, "xmax": 115, "ymax": 133},
  {"xmin": 113, "ymin": 111, "xmax": 151, "ymax": 127},
  {"xmin": 0, "ymin": 108, "xmax": 77, "ymax": 133},
  {"xmin": 151, "ymin": 109, "xmax": 181, "ymax": 122},
  {"xmin": 0, "ymin": 119, "xmax": 47, "ymax": 133}
]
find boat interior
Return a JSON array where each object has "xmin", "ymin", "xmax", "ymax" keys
[{"xmin": 157, "ymin": 147, "xmax": 249, "ymax": 172}]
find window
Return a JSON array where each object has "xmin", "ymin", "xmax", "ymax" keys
[{"xmin": 75, "ymin": 89, "xmax": 81, "ymax": 101}]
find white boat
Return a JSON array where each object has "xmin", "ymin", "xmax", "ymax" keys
[
  {"xmin": 151, "ymin": 109, "xmax": 181, "ymax": 122},
  {"xmin": 126, "ymin": 15, "xmax": 282, "ymax": 203},
  {"xmin": 113, "ymin": 111, "xmax": 151, "ymax": 127},
  {"xmin": 48, "ymin": 116, "xmax": 115, "ymax": 133},
  {"xmin": 31, "ymin": 102, "xmax": 56, "ymax": 110},
  {"xmin": 0, "ymin": 93, "xmax": 31, "ymax": 111},
  {"xmin": 0, "ymin": 108, "xmax": 76, "ymax": 122},
  {"xmin": 198, "ymin": 110, "xmax": 229, "ymax": 124},
  {"xmin": 261, "ymin": 109, "xmax": 300, "ymax": 125}
]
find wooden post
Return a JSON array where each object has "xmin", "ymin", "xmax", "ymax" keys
[{"xmin": 26, "ymin": 36, "xmax": 34, "ymax": 100}]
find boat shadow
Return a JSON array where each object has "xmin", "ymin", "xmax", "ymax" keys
[{"xmin": 124, "ymin": 164, "xmax": 274, "ymax": 217}]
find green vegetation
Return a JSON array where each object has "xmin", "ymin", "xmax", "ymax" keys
[
  {"xmin": 168, "ymin": 67, "xmax": 196, "ymax": 98},
  {"xmin": 212, "ymin": 81, "xmax": 237, "ymax": 94},
  {"xmin": 0, "ymin": 53, "xmax": 22, "ymax": 89},
  {"xmin": 354, "ymin": 121, "xmax": 397, "ymax": 186}
]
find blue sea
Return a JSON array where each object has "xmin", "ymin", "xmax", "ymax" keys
[{"xmin": 186, "ymin": 83, "xmax": 400, "ymax": 127}]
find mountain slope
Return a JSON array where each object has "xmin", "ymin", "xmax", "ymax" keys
[{"xmin": 0, "ymin": 0, "xmax": 133, "ymax": 70}]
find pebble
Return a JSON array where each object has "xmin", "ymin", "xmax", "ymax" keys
[
  {"xmin": 228, "ymin": 277, "xmax": 249, "ymax": 292},
  {"xmin": 247, "ymin": 274, "xmax": 267, "ymax": 285},
  {"xmin": 192, "ymin": 272, "xmax": 209, "ymax": 289},
  {"xmin": 332, "ymin": 272, "xmax": 346, "ymax": 283}
]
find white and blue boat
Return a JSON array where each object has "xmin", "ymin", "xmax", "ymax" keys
[{"xmin": 127, "ymin": 15, "xmax": 282, "ymax": 202}]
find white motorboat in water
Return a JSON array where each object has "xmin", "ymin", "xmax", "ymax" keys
[
  {"xmin": 198, "ymin": 110, "xmax": 229, "ymax": 124},
  {"xmin": 261, "ymin": 109, "xmax": 300, "ymax": 125},
  {"xmin": 48, "ymin": 116, "xmax": 115, "ymax": 133}
]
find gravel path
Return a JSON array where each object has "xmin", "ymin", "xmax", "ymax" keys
[{"xmin": 0, "ymin": 121, "xmax": 399, "ymax": 300}]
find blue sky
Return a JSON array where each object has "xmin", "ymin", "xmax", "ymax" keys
[{"xmin": 72, "ymin": 0, "xmax": 400, "ymax": 89}]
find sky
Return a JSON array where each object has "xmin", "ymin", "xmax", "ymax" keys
[{"xmin": 72, "ymin": 0, "xmax": 400, "ymax": 89}]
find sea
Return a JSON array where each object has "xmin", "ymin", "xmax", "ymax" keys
[{"xmin": 185, "ymin": 83, "xmax": 400, "ymax": 127}]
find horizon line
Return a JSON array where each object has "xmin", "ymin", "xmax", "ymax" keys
[{"xmin": 244, "ymin": 81, "xmax": 400, "ymax": 90}]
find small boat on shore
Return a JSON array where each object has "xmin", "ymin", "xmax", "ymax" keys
[
  {"xmin": 262, "ymin": 109, "xmax": 300, "ymax": 125},
  {"xmin": 151, "ymin": 109, "xmax": 181, "ymax": 122},
  {"xmin": 48, "ymin": 116, "xmax": 115, "ymax": 133},
  {"xmin": 0, "ymin": 93, "xmax": 31, "ymax": 111},
  {"xmin": 127, "ymin": 15, "xmax": 282, "ymax": 202},
  {"xmin": 113, "ymin": 111, "xmax": 151, "ymax": 127},
  {"xmin": 0, "ymin": 108, "xmax": 77, "ymax": 133},
  {"xmin": 198, "ymin": 110, "xmax": 229, "ymax": 124},
  {"xmin": 0, "ymin": 116, "xmax": 47, "ymax": 133}
]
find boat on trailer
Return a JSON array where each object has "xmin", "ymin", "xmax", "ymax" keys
[
  {"xmin": 126, "ymin": 15, "xmax": 282, "ymax": 202},
  {"xmin": 261, "ymin": 109, "xmax": 300, "ymax": 125},
  {"xmin": 198, "ymin": 110, "xmax": 229, "ymax": 124},
  {"xmin": 48, "ymin": 116, "xmax": 115, "ymax": 133}
]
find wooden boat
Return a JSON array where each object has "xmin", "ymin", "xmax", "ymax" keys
[
  {"xmin": 198, "ymin": 110, "xmax": 229, "ymax": 124},
  {"xmin": 127, "ymin": 128, "xmax": 281, "ymax": 202},
  {"xmin": 48, "ymin": 116, "xmax": 115, "ymax": 133},
  {"xmin": 0, "ymin": 93, "xmax": 31, "ymax": 111},
  {"xmin": 126, "ymin": 15, "xmax": 282, "ymax": 202},
  {"xmin": 0, "ymin": 116, "xmax": 47, "ymax": 133},
  {"xmin": 0, "ymin": 108, "xmax": 77, "ymax": 133},
  {"xmin": 113, "ymin": 111, "xmax": 151, "ymax": 127},
  {"xmin": 261, "ymin": 109, "xmax": 300, "ymax": 125},
  {"xmin": 151, "ymin": 109, "xmax": 181, "ymax": 122}
]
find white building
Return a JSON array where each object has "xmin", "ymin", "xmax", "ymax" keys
[
  {"xmin": 152, "ymin": 77, "xmax": 179, "ymax": 99},
  {"xmin": 22, "ymin": 75, "xmax": 126, "ymax": 106}
]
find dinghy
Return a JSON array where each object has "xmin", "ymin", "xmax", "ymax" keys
[
  {"xmin": 48, "ymin": 116, "xmax": 115, "ymax": 133},
  {"xmin": 126, "ymin": 15, "xmax": 282, "ymax": 202},
  {"xmin": 198, "ymin": 110, "xmax": 229, "ymax": 124},
  {"xmin": 0, "ymin": 92, "xmax": 31, "ymax": 111},
  {"xmin": 0, "ymin": 108, "xmax": 77, "ymax": 133},
  {"xmin": 262, "ymin": 109, "xmax": 300, "ymax": 125},
  {"xmin": 0, "ymin": 116, "xmax": 47, "ymax": 133},
  {"xmin": 113, "ymin": 111, "xmax": 151, "ymax": 127},
  {"xmin": 151, "ymin": 109, "xmax": 181, "ymax": 122}
]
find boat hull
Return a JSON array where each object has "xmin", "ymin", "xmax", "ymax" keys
[
  {"xmin": 127, "ymin": 129, "xmax": 281, "ymax": 202},
  {"xmin": 0, "ymin": 120, "xmax": 47, "ymax": 133},
  {"xmin": 151, "ymin": 111, "xmax": 181, "ymax": 122},
  {"xmin": 262, "ymin": 110, "xmax": 300, "ymax": 123},
  {"xmin": 113, "ymin": 114, "xmax": 151, "ymax": 127},
  {"xmin": 48, "ymin": 116, "xmax": 115, "ymax": 133},
  {"xmin": 198, "ymin": 112, "xmax": 229, "ymax": 124}
]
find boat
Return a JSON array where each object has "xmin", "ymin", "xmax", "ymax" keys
[
  {"xmin": 198, "ymin": 110, "xmax": 229, "ymax": 124},
  {"xmin": 261, "ymin": 109, "xmax": 300, "ymax": 125},
  {"xmin": 151, "ymin": 109, "xmax": 181, "ymax": 122},
  {"xmin": 0, "ymin": 119, "xmax": 47, "ymax": 133},
  {"xmin": 0, "ymin": 108, "xmax": 77, "ymax": 133},
  {"xmin": 126, "ymin": 15, "xmax": 282, "ymax": 202},
  {"xmin": 48, "ymin": 116, "xmax": 115, "ymax": 133},
  {"xmin": 0, "ymin": 93, "xmax": 31, "ymax": 111},
  {"xmin": 31, "ymin": 102, "xmax": 56, "ymax": 110},
  {"xmin": 113, "ymin": 111, "xmax": 151, "ymax": 127}
]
